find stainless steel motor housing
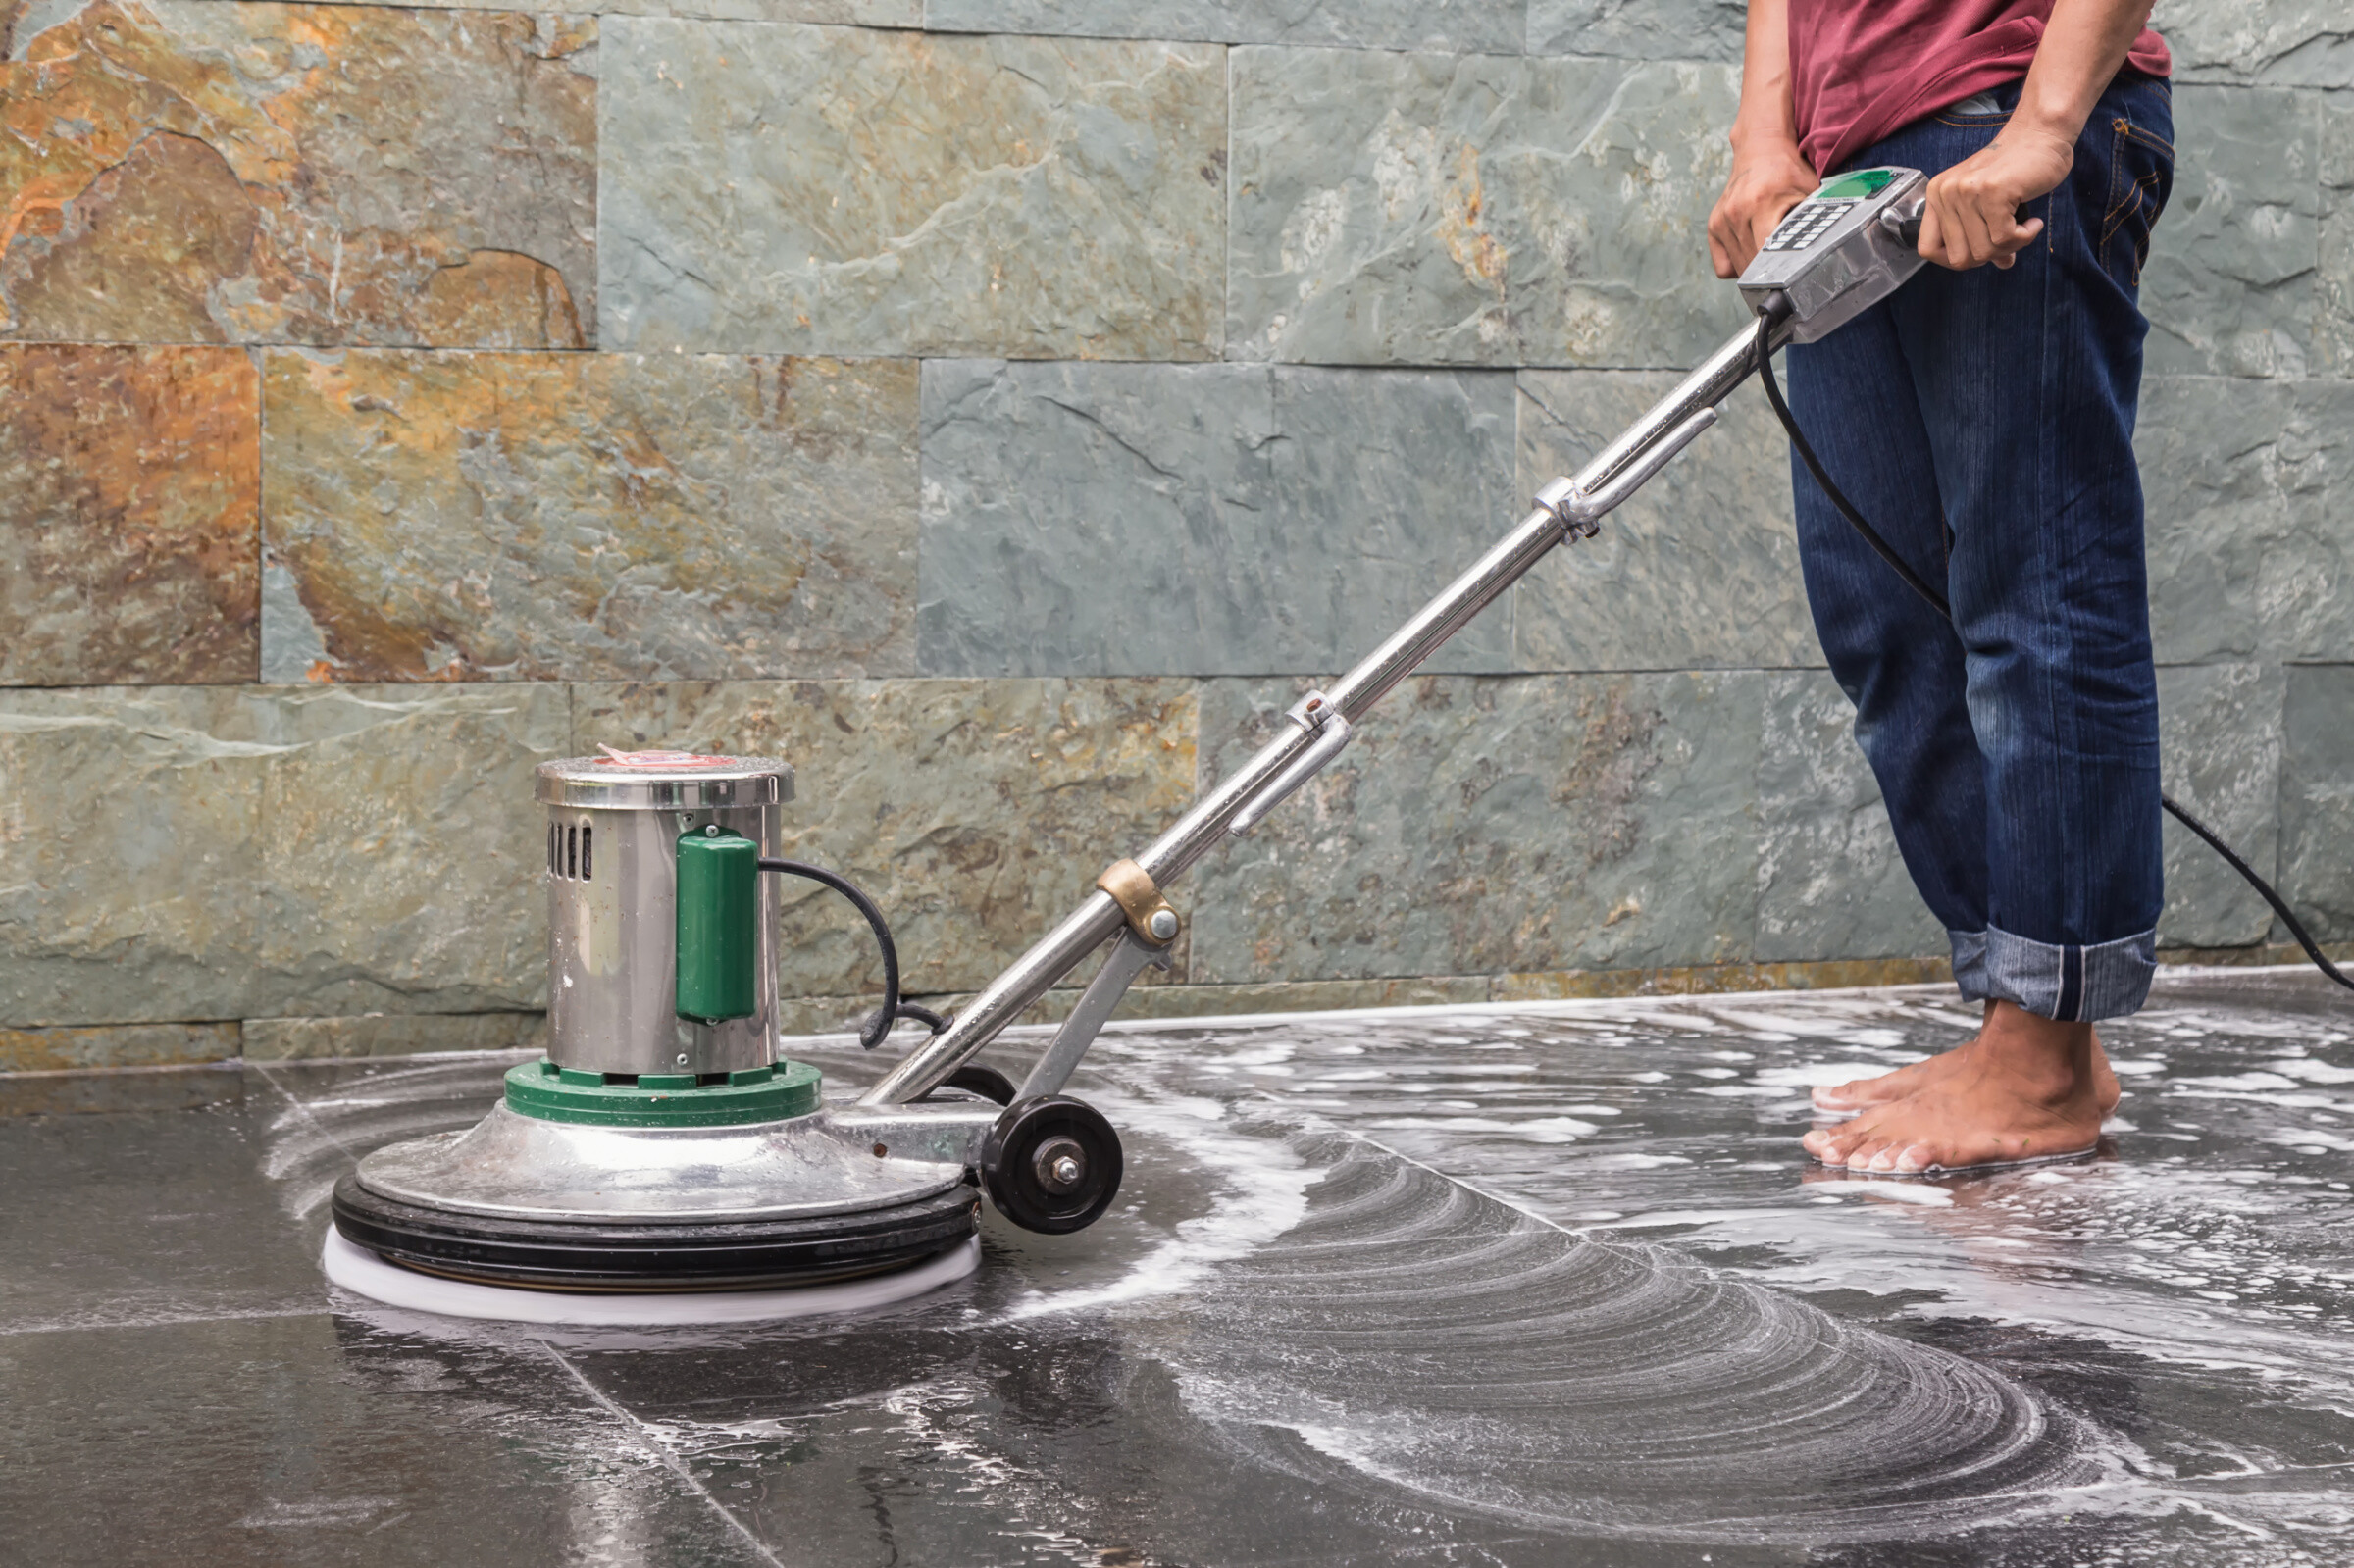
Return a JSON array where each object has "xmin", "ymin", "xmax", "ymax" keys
[{"xmin": 538, "ymin": 753, "xmax": 793, "ymax": 1078}]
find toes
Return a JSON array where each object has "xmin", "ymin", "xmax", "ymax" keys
[
  {"xmin": 1803, "ymin": 1128, "xmax": 1861, "ymax": 1165},
  {"xmin": 1807, "ymin": 1108, "xmax": 1903, "ymax": 1165},
  {"xmin": 1817, "ymin": 1126, "xmax": 1884, "ymax": 1168}
]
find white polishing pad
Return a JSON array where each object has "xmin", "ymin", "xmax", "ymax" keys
[{"xmin": 323, "ymin": 1227, "xmax": 980, "ymax": 1326}]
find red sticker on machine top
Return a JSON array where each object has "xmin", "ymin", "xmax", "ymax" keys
[{"xmin": 596, "ymin": 745, "xmax": 734, "ymax": 769}]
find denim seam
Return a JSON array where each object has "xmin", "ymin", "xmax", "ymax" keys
[
  {"xmin": 2101, "ymin": 118, "xmax": 2169, "ymax": 285},
  {"xmin": 2103, "ymin": 123, "xmax": 2127, "ymax": 243},
  {"xmin": 2031, "ymin": 178, "xmax": 2074, "ymax": 940},
  {"xmin": 2107, "ymin": 172, "xmax": 2163, "ymax": 284},
  {"xmin": 2111, "ymin": 118, "xmax": 2175, "ymax": 158}
]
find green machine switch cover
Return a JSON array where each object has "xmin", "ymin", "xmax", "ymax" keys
[
  {"xmin": 1817, "ymin": 168, "xmax": 1900, "ymax": 200},
  {"xmin": 676, "ymin": 830, "xmax": 759, "ymax": 1023}
]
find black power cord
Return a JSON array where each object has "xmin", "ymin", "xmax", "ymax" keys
[
  {"xmin": 757, "ymin": 857, "xmax": 951, "ymax": 1048},
  {"xmin": 1752, "ymin": 310, "xmax": 2353, "ymax": 994}
]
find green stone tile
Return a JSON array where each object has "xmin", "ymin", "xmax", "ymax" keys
[
  {"xmin": 0, "ymin": 683, "xmax": 564, "ymax": 1027},
  {"xmin": 772, "ymin": 974, "xmax": 1493, "ymax": 1039},
  {"xmin": 599, "ymin": 21, "xmax": 1225, "ymax": 359},
  {"xmin": 1187, "ymin": 672, "xmax": 1763, "ymax": 983},
  {"xmin": 923, "ymin": 0, "xmax": 1521, "ymax": 49},
  {"xmin": 307, "ymin": 0, "xmax": 916, "ymax": 15},
  {"xmin": 1754, "ymin": 671, "xmax": 1942, "ymax": 964},
  {"xmin": 2140, "ymin": 376, "xmax": 2353, "ymax": 664},
  {"xmin": 2151, "ymin": 0, "xmax": 2354, "ymax": 87},
  {"xmin": 2279, "ymin": 663, "xmax": 2354, "ymax": 941},
  {"xmin": 1229, "ymin": 49, "xmax": 1746, "ymax": 368},
  {"xmin": 1512, "ymin": 369, "xmax": 1817, "ymax": 672},
  {"xmin": 2321, "ymin": 92, "xmax": 2352, "ymax": 376},
  {"xmin": 917, "ymin": 361, "xmax": 1517, "ymax": 677},
  {"xmin": 2143, "ymin": 86, "xmax": 2320, "ymax": 379},
  {"xmin": 2264, "ymin": 380, "xmax": 2354, "ymax": 662},
  {"xmin": 1528, "ymin": 0, "xmax": 1744, "ymax": 60},
  {"xmin": 250, "ymin": 683, "xmax": 567, "ymax": 1018},
  {"xmin": 2158, "ymin": 663, "xmax": 2283, "ymax": 949},
  {"xmin": 0, "ymin": 686, "xmax": 270, "ymax": 1026}
]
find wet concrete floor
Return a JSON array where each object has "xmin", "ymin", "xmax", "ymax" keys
[{"xmin": 4, "ymin": 968, "xmax": 2352, "ymax": 1565}]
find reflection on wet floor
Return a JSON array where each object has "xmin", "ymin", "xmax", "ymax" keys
[{"xmin": 3, "ymin": 969, "xmax": 2351, "ymax": 1565}]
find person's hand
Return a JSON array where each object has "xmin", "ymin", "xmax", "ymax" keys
[
  {"xmin": 1918, "ymin": 126, "xmax": 2073, "ymax": 270},
  {"xmin": 1708, "ymin": 139, "xmax": 1819, "ymax": 279}
]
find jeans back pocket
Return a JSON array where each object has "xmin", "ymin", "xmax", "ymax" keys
[{"xmin": 2101, "ymin": 118, "xmax": 2173, "ymax": 288}]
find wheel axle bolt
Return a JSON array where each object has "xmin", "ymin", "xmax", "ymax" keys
[{"xmin": 1033, "ymin": 1135, "xmax": 1088, "ymax": 1192}]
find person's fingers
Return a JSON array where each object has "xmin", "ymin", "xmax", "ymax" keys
[
  {"xmin": 1991, "ymin": 207, "xmax": 2032, "ymax": 269},
  {"xmin": 1708, "ymin": 218, "xmax": 1734, "ymax": 280},
  {"xmin": 1955, "ymin": 191, "xmax": 2002, "ymax": 268},
  {"xmin": 1938, "ymin": 193, "xmax": 1974, "ymax": 269},
  {"xmin": 1708, "ymin": 194, "xmax": 1746, "ymax": 276},
  {"xmin": 1927, "ymin": 179, "xmax": 1968, "ymax": 268},
  {"xmin": 1916, "ymin": 201, "xmax": 1945, "ymax": 264}
]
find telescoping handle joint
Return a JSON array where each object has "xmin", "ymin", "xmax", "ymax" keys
[{"xmin": 851, "ymin": 184, "xmax": 1929, "ymax": 1107}]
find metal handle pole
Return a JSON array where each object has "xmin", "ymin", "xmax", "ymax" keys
[{"xmin": 858, "ymin": 316, "xmax": 1781, "ymax": 1106}]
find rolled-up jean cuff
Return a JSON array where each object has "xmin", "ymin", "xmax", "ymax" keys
[
  {"xmin": 1973, "ymin": 925, "xmax": 2156, "ymax": 1022},
  {"xmin": 1947, "ymin": 929, "xmax": 1991, "ymax": 1002}
]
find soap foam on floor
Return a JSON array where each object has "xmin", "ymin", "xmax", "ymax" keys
[{"xmin": 323, "ymin": 1229, "xmax": 980, "ymax": 1326}]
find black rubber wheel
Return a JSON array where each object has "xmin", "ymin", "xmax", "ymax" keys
[
  {"xmin": 331, "ymin": 1175, "xmax": 979, "ymax": 1292},
  {"xmin": 980, "ymin": 1095, "xmax": 1123, "ymax": 1236},
  {"xmin": 926, "ymin": 1063, "xmax": 1016, "ymax": 1106}
]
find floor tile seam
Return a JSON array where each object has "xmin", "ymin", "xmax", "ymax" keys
[
  {"xmin": 0, "ymin": 1305, "xmax": 329, "ymax": 1338},
  {"xmin": 248, "ymin": 1058, "xmax": 370, "ymax": 1166},
  {"xmin": 535, "ymin": 1340, "xmax": 788, "ymax": 1568},
  {"xmin": 1285, "ymin": 1104, "xmax": 1589, "ymax": 1243}
]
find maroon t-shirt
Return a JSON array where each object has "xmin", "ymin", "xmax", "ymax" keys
[{"xmin": 1790, "ymin": 0, "xmax": 2171, "ymax": 177}]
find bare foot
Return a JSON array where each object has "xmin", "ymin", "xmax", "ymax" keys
[
  {"xmin": 1812, "ymin": 1004, "xmax": 2120, "ymax": 1118},
  {"xmin": 1800, "ymin": 1002, "xmax": 2108, "ymax": 1174}
]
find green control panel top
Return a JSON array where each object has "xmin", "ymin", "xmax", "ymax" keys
[{"xmin": 1817, "ymin": 168, "xmax": 1903, "ymax": 200}]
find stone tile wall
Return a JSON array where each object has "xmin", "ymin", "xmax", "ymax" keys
[{"xmin": 1, "ymin": 0, "xmax": 2345, "ymax": 1072}]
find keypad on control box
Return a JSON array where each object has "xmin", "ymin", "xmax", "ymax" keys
[{"xmin": 1762, "ymin": 198, "xmax": 1857, "ymax": 253}]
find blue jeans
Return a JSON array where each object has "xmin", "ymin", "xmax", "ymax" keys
[{"xmin": 1785, "ymin": 74, "xmax": 2175, "ymax": 1023}]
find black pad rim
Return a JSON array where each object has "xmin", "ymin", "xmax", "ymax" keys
[{"xmin": 333, "ymin": 1173, "xmax": 980, "ymax": 1293}]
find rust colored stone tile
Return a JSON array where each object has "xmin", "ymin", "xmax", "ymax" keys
[
  {"xmin": 262, "ymin": 349, "xmax": 918, "ymax": 682},
  {"xmin": 0, "ymin": 1021, "xmax": 238, "ymax": 1073},
  {"xmin": 0, "ymin": 343, "xmax": 258, "ymax": 684},
  {"xmin": 0, "ymin": 0, "xmax": 594, "ymax": 348}
]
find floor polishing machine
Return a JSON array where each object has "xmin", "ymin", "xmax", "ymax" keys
[{"xmin": 328, "ymin": 169, "xmax": 2334, "ymax": 1304}]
